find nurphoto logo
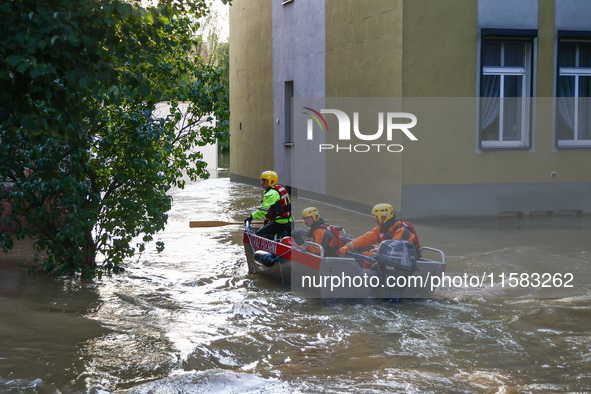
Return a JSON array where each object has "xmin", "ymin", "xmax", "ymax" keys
[{"xmin": 303, "ymin": 107, "xmax": 418, "ymax": 153}]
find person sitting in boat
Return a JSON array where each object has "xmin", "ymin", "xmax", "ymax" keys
[
  {"xmin": 338, "ymin": 203, "xmax": 420, "ymax": 258},
  {"xmin": 244, "ymin": 170, "xmax": 293, "ymax": 240},
  {"xmin": 301, "ymin": 207, "xmax": 342, "ymax": 257}
]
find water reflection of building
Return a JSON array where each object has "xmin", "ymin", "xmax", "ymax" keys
[{"xmin": 229, "ymin": 0, "xmax": 591, "ymax": 219}]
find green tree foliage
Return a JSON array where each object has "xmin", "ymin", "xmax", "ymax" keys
[
  {"xmin": 0, "ymin": 0, "xmax": 230, "ymax": 278},
  {"xmin": 196, "ymin": 6, "xmax": 230, "ymax": 150},
  {"xmin": 214, "ymin": 42, "xmax": 230, "ymax": 106},
  {"xmin": 211, "ymin": 42, "xmax": 229, "ymax": 150}
]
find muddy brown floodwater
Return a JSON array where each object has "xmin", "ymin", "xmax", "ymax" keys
[{"xmin": 1, "ymin": 164, "xmax": 590, "ymax": 393}]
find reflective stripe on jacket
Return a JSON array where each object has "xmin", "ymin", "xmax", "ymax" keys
[{"xmin": 252, "ymin": 185, "xmax": 293, "ymax": 224}]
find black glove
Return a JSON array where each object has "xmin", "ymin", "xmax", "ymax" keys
[{"xmin": 244, "ymin": 216, "xmax": 253, "ymax": 225}]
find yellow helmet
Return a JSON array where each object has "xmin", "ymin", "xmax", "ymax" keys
[
  {"xmin": 301, "ymin": 207, "xmax": 320, "ymax": 222},
  {"xmin": 371, "ymin": 203, "xmax": 394, "ymax": 224},
  {"xmin": 260, "ymin": 170, "xmax": 278, "ymax": 186}
]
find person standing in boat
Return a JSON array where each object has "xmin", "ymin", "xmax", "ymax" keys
[
  {"xmin": 301, "ymin": 207, "xmax": 342, "ymax": 257},
  {"xmin": 338, "ymin": 203, "xmax": 420, "ymax": 257},
  {"xmin": 244, "ymin": 170, "xmax": 293, "ymax": 240}
]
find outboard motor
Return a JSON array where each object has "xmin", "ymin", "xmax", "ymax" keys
[
  {"xmin": 253, "ymin": 250, "xmax": 277, "ymax": 267},
  {"xmin": 374, "ymin": 239, "xmax": 418, "ymax": 272},
  {"xmin": 373, "ymin": 240, "xmax": 418, "ymax": 301}
]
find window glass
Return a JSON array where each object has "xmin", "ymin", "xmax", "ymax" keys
[
  {"xmin": 284, "ymin": 81, "xmax": 294, "ymax": 143},
  {"xmin": 480, "ymin": 38, "xmax": 531, "ymax": 149},
  {"xmin": 559, "ymin": 42, "xmax": 577, "ymax": 67},
  {"xmin": 480, "ymin": 75, "xmax": 500, "ymax": 142},
  {"xmin": 504, "ymin": 43, "xmax": 524, "ymax": 67},
  {"xmin": 579, "ymin": 43, "xmax": 591, "ymax": 67},
  {"xmin": 481, "ymin": 74, "xmax": 500, "ymax": 96},
  {"xmin": 504, "ymin": 75, "xmax": 523, "ymax": 97},
  {"xmin": 578, "ymin": 78, "xmax": 591, "ymax": 139},
  {"xmin": 482, "ymin": 42, "xmax": 501, "ymax": 66},
  {"xmin": 503, "ymin": 96, "xmax": 523, "ymax": 141},
  {"xmin": 558, "ymin": 75, "xmax": 575, "ymax": 97},
  {"xmin": 557, "ymin": 76, "xmax": 575, "ymax": 140},
  {"xmin": 481, "ymin": 107, "xmax": 499, "ymax": 141},
  {"xmin": 557, "ymin": 38, "xmax": 591, "ymax": 146}
]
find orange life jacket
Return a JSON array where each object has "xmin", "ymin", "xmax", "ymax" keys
[
  {"xmin": 308, "ymin": 222, "xmax": 343, "ymax": 256},
  {"xmin": 379, "ymin": 219, "xmax": 420, "ymax": 252}
]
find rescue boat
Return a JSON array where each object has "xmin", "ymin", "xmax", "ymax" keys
[{"xmin": 243, "ymin": 224, "xmax": 447, "ymax": 300}]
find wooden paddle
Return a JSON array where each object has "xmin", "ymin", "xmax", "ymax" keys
[
  {"xmin": 189, "ymin": 219, "xmax": 306, "ymax": 228},
  {"xmin": 189, "ymin": 220, "xmax": 264, "ymax": 228}
]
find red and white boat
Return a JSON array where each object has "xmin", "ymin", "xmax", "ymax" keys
[{"xmin": 243, "ymin": 224, "xmax": 446, "ymax": 300}]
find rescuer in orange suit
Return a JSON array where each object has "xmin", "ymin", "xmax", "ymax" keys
[
  {"xmin": 338, "ymin": 203, "xmax": 420, "ymax": 257},
  {"xmin": 301, "ymin": 207, "xmax": 342, "ymax": 257}
]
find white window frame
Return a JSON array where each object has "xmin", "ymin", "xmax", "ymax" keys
[
  {"xmin": 479, "ymin": 39, "xmax": 534, "ymax": 150},
  {"xmin": 557, "ymin": 40, "xmax": 591, "ymax": 148}
]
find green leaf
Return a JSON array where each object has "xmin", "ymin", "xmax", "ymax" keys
[
  {"xmin": 16, "ymin": 61, "xmax": 30, "ymax": 73},
  {"xmin": 38, "ymin": 38, "xmax": 49, "ymax": 49},
  {"xmin": 107, "ymin": 85, "xmax": 120, "ymax": 97},
  {"xmin": 0, "ymin": 0, "xmax": 229, "ymax": 279},
  {"xmin": 6, "ymin": 55, "xmax": 22, "ymax": 67},
  {"xmin": 145, "ymin": 12, "xmax": 154, "ymax": 24},
  {"xmin": 117, "ymin": 3, "xmax": 133, "ymax": 20},
  {"xmin": 79, "ymin": 76, "xmax": 92, "ymax": 89}
]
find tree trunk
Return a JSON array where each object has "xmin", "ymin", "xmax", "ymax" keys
[{"xmin": 83, "ymin": 228, "xmax": 97, "ymax": 269}]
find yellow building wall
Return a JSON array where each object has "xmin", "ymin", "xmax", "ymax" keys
[
  {"xmin": 229, "ymin": 0, "xmax": 274, "ymax": 180},
  {"xmin": 325, "ymin": 0, "xmax": 403, "ymax": 97},
  {"xmin": 401, "ymin": 0, "xmax": 591, "ymax": 189},
  {"xmin": 325, "ymin": 0, "xmax": 405, "ymax": 212},
  {"xmin": 537, "ymin": 0, "xmax": 591, "ymax": 184},
  {"xmin": 537, "ymin": 0, "xmax": 555, "ymax": 99},
  {"xmin": 228, "ymin": 0, "xmax": 590, "ymax": 216},
  {"xmin": 402, "ymin": 0, "xmax": 477, "ymax": 98},
  {"xmin": 400, "ymin": 0, "xmax": 480, "ymax": 187}
]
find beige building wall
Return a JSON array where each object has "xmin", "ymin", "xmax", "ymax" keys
[
  {"xmin": 400, "ymin": 0, "xmax": 590, "ymax": 217},
  {"xmin": 401, "ymin": 0, "xmax": 479, "ymax": 190},
  {"xmin": 325, "ymin": 0, "xmax": 404, "ymax": 211},
  {"xmin": 399, "ymin": 0, "xmax": 590, "ymax": 187},
  {"xmin": 537, "ymin": 0, "xmax": 591, "ymax": 183},
  {"xmin": 402, "ymin": 0, "xmax": 478, "ymax": 98},
  {"xmin": 230, "ymin": 0, "xmax": 590, "ymax": 217},
  {"xmin": 229, "ymin": 0, "xmax": 274, "ymax": 180},
  {"xmin": 325, "ymin": 0, "xmax": 403, "ymax": 97}
]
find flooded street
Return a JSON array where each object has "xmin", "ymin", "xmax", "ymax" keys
[{"xmin": 1, "ymin": 162, "xmax": 590, "ymax": 393}]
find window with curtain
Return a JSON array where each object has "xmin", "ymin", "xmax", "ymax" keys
[
  {"xmin": 480, "ymin": 38, "xmax": 533, "ymax": 149},
  {"xmin": 557, "ymin": 38, "xmax": 591, "ymax": 148}
]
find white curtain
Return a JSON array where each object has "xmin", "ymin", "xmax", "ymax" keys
[
  {"xmin": 480, "ymin": 75, "xmax": 500, "ymax": 132},
  {"xmin": 558, "ymin": 76, "xmax": 575, "ymax": 134}
]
